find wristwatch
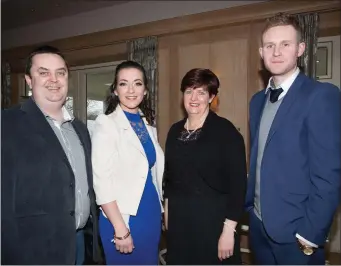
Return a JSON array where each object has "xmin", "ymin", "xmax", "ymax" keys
[{"xmin": 297, "ymin": 239, "xmax": 316, "ymax": 255}]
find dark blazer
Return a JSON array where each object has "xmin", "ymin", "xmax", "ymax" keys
[
  {"xmin": 1, "ymin": 98, "xmax": 103, "ymax": 265},
  {"xmin": 245, "ymin": 72, "xmax": 341, "ymax": 245},
  {"xmin": 164, "ymin": 110, "xmax": 247, "ymax": 221}
]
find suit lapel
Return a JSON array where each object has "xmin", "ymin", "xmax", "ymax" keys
[
  {"xmin": 21, "ymin": 98, "xmax": 75, "ymax": 176},
  {"xmin": 72, "ymin": 120, "xmax": 89, "ymax": 156},
  {"xmin": 252, "ymin": 92, "xmax": 268, "ymax": 146},
  {"xmin": 265, "ymin": 73, "xmax": 306, "ymax": 147}
]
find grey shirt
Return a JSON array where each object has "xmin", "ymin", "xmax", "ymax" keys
[{"xmin": 45, "ymin": 107, "xmax": 90, "ymax": 230}]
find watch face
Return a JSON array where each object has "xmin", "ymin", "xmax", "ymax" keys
[{"xmin": 303, "ymin": 247, "xmax": 314, "ymax": 256}]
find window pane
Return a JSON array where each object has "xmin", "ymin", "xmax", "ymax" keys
[
  {"xmin": 86, "ymin": 71, "xmax": 113, "ymax": 135},
  {"xmin": 66, "ymin": 71, "xmax": 76, "ymax": 115}
]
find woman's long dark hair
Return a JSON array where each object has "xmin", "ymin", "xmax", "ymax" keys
[{"xmin": 105, "ymin": 60, "xmax": 155, "ymax": 125}]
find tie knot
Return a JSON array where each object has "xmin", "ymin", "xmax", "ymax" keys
[{"xmin": 269, "ymin": 87, "xmax": 283, "ymax": 103}]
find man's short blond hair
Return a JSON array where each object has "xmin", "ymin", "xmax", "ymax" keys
[{"xmin": 261, "ymin": 12, "xmax": 303, "ymax": 44}]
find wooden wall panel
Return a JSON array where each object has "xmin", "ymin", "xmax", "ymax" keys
[
  {"xmin": 157, "ymin": 47, "xmax": 171, "ymax": 149},
  {"xmin": 158, "ymin": 24, "xmax": 253, "ymax": 156},
  {"xmin": 178, "ymin": 43, "xmax": 211, "ymax": 118},
  {"xmin": 319, "ymin": 10, "xmax": 341, "ymax": 37},
  {"xmin": 210, "ymin": 39, "xmax": 248, "ymax": 146}
]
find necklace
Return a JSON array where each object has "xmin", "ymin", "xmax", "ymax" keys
[{"xmin": 185, "ymin": 116, "xmax": 205, "ymax": 139}]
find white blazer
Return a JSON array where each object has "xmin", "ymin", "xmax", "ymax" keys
[{"xmin": 91, "ymin": 105, "xmax": 164, "ymax": 227}]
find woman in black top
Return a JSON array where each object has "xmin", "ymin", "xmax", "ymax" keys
[{"xmin": 163, "ymin": 68, "xmax": 247, "ymax": 265}]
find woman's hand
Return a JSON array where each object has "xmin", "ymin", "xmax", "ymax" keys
[
  {"xmin": 218, "ymin": 223, "xmax": 235, "ymax": 261},
  {"xmin": 114, "ymin": 230, "xmax": 135, "ymax": 254}
]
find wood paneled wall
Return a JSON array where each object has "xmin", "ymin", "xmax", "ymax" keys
[
  {"xmin": 156, "ymin": 10, "xmax": 340, "ymax": 151},
  {"xmin": 2, "ymin": 1, "xmax": 340, "ymax": 154},
  {"xmin": 158, "ymin": 24, "xmax": 251, "ymax": 151}
]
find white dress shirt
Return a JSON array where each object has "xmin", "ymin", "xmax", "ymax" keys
[{"xmin": 265, "ymin": 67, "xmax": 300, "ymax": 100}]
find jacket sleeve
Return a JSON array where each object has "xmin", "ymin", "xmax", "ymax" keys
[
  {"xmin": 224, "ymin": 126, "xmax": 248, "ymax": 222},
  {"xmin": 163, "ymin": 124, "xmax": 177, "ymax": 199},
  {"xmin": 296, "ymin": 84, "xmax": 341, "ymax": 245},
  {"xmin": 162, "ymin": 128, "xmax": 171, "ymax": 199},
  {"xmin": 91, "ymin": 114, "xmax": 119, "ymax": 205}
]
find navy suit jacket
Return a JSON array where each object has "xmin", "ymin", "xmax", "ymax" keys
[{"xmin": 245, "ymin": 72, "xmax": 341, "ymax": 245}]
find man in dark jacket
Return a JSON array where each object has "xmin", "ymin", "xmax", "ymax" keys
[{"xmin": 1, "ymin": 45, "xmax": 103, "ymax": 265}]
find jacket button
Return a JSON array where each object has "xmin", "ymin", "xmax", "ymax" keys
[
  {"xmin": 70, "ymin": 183, "xmax": 74, "ymax": 188},
  {"xmin": 70, "ymin": 211, "xmax": 75, "ymax": 216}
]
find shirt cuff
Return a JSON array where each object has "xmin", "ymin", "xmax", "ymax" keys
[{"xmin": 295, "ymin": 234, "xmax": 318, "ymax": 248}]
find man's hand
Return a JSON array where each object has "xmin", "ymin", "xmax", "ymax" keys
[{"xmin": 298, "ymin": 238, "xmax": 312, "ymax": 247}]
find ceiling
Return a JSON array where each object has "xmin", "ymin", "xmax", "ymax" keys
[{"xmin": 1, "ymin": 0, "xmax": 130, "ymax": 30}]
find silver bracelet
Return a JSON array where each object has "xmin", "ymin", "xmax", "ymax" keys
[{"xmin": 223, "ymin": 221, "xmax": 237, "ymax": 233}]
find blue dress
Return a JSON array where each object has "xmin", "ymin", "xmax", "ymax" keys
[{"xmin": 99, "ymin": 111, "xmax": 161, "ymax": 265}]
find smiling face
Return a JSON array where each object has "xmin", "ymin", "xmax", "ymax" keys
[
  {"xmin": 183, "ymin": 87, "xmax": 214, "ymax": 116},
  {"xmin": 25, "ymin": 53, "xmax": 68, "ymax": 107},
  {"xmin": 114, "ymin": 67, "xmax": 146, "ymax": 113},
  {"xmin": 259, "ymin": 25, "xmax": 305, "ymax": 83}
]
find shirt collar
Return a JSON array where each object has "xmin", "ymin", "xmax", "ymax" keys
[
  {"xmin": 38, "ymin": 102, "xmax": 74, "ymax": 122},
  {"xmin": 60, "ymin": 106, "xmax": 74, "ymax": 122},
  {"xmin": 45, "ymin": 106, "xmax": 74, "ymax": 128},
  {"xmin": 265, "ymin": 67, "xmax": 300, "ymax": 99}
]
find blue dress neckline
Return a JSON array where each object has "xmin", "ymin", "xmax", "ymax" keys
[{"xmin": 123, "ymin": 110, "xmax": 141, "ymax": 122}]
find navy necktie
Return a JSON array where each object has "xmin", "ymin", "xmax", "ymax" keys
[{"xmin": 269, "ymin": 88, "xmax": 283, "ymax": 103}]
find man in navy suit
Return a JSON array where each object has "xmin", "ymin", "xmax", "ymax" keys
[{"xmin": 245, "ymin": 13, "xmax": 340, "ymax": 264}]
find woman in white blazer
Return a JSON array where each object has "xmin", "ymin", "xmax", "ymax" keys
[{"xmin": 91, "ymin": 60, "xmax": 164, "ymax": 265}]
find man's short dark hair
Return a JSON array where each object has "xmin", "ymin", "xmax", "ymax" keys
[{"xmin": 25, "ymin": 45, "xmax": 68, "ymax": 77}]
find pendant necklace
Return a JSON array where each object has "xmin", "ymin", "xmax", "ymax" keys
[{"xmin": 185, "ymin": 118, "xmax": 204, "ymax": 139}]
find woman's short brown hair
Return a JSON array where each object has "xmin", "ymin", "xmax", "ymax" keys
[{"xmin": 180, "ymin": 68, "xmax": 219, "ymax": 96}]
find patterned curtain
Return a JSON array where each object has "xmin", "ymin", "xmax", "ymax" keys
[
  {"xmin": 295, "ymin": 13, "xmax": 319, "ymax": 79},
  {"xmin": 1, "ymin": 61, "xmax": 12, "ymax": 109},
  {"xmin": 128, "ymin": 36, "xmax": 158, "ymax": 126}
]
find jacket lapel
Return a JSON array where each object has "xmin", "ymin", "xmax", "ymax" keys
[
  {"xmin": 252, "ymin": 91, "xmax": 267, "ymax": 147},
  {"xmin": 21, "ymin": 98, "xmax": 75, "ymax": 176},
  {"xmin": 248, "ymin": 92, "xmax": 267, "ymax": 178},
  {"xmin": 265, "ymin": 72, "xmax": 306, "ymax": 147},
  {"xmin": 114, "ymin": 105, "xmax": 146, "ymax": 158},
  {"xmin": 72, "ymin": 120, "xmax": 89, "ymax": 156}
]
